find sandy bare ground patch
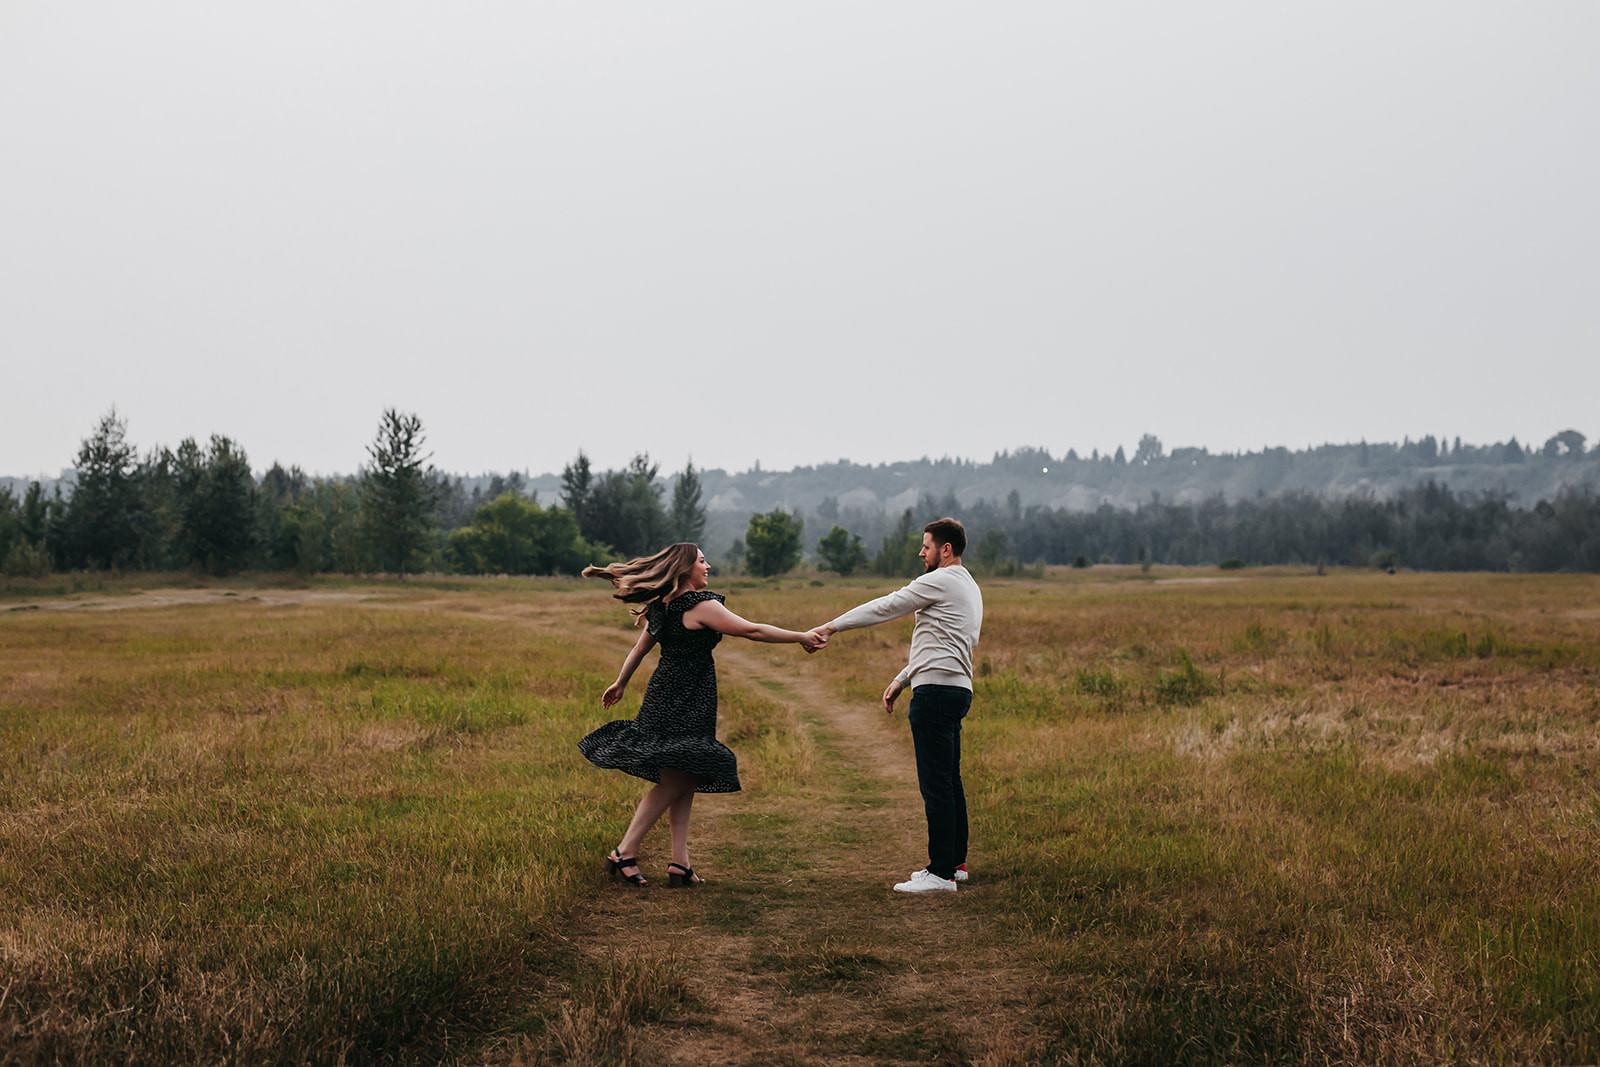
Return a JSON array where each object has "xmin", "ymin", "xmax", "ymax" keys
[
  {"xmin": 509, "ymin": 635, "xmax": 1054, "ymax": 1065},
  {"xmin": 4, "ymin": 588, "xmax": 383, "ymax": 612},
  {"xmin": 1151, "ymin": 576, "xmax": 1243, "ymax": 586}
]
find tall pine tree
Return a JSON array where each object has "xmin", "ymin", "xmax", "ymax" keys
[
  {"xmin": 360, "ymin": 409, "xmax": 441, "ymax": 577},
  {"xmin": 669, "ymin": 460, "xmax": 706, "ymax": 543}
]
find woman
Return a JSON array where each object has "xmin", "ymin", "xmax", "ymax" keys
[{"xmin": 578, "ymin": 543, "xmax": 824, "ymax": 887}]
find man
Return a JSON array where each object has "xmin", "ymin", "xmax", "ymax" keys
[{"xmin": 811, "ymin": 517, "xmax": 983, "ymax": 894}]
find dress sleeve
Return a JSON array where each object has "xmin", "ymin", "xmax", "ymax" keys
[{"xmin": 645, "ymin": 600, "xmax": 665, "ymax": 636}]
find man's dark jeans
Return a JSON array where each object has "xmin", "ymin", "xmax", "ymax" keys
[{"xmin": 907, "ymin": 684, "xmax": 972, "ymax": 881}]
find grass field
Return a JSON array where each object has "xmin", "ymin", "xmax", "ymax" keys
[{"xmin": 2, "ymin": 568, "xmax": 1598, "ymax": 1064}]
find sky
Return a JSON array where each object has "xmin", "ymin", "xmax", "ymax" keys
[{"xmin": 3, "ymin": 3, "xmax": 1597, "ymax": 480}]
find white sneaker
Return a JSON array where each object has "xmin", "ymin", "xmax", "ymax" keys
[
  {"xmin": 954, "ymin": 864, "xmax": 969, "ymax": 882},
  {"xmin": 894, "ymin": 869, "xmax": 957, "ymax": 894}
]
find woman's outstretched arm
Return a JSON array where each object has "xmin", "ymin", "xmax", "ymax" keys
[
  {"xmin": 602, "ymin": 627, "xmax": 658, "ymax": 708},
  {"xmin": 683, "ymin": 601, "xmax": 827, "ymax": 650}
]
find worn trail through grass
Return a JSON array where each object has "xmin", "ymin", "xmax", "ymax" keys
[{"xmin": 522, "ymin": 629, "xmax": 1049, "ymax": 1066}]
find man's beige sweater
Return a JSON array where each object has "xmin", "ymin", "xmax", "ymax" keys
[{"xmin": 828, "ymin": 564, "xmax": 984, "ymax": 691}]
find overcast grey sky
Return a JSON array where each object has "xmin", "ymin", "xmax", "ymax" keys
[{"xmin": 4, "ymin": 3, "xmax": 1596, "ymax": 479}]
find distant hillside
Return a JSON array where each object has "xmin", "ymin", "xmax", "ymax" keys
[{"xmin": 609, "ymin": 434, "xmax": 1599, "ymax": 557}]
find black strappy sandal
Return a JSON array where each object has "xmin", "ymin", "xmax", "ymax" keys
[
  {"xmin": 606, "ymin": 850, "xmax": 647, "ymax": 887},
  {"xmin": 667, "ymin": 862, "xmax": 703, "ymax": 888}
]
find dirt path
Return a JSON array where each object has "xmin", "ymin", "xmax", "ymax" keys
[{"xmin": 525, "ymin": 639, "xmax": 1051, "ymax": 1066}]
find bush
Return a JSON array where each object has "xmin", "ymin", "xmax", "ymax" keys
[
  {"xmin": 3, "ymin": 541, "xmax": 51, "ymax": 578},
  {"xmin": 1219, "ymin": 558, "xmax": 1246, "ymax": 570},
  {"xmin": 1151, "ymin": 649, "xmax": 1219, "ymax": 706}
]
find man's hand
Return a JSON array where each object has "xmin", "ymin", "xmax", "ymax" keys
[
  {"xmin": 881, "ymin": 678, "xmax": 905, "ymax": 714},
  {"xmin": 800, "ymin": 628, "xmax": 830, "ymax": 654},
  {"xmin": 801, "ymin": 623, "xmax": 835, "ymax": 655}
]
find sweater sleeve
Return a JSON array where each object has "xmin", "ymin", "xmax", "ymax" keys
[{"xmin": 829, "ymin": 574, "xmax": 940, "ymax": 633}]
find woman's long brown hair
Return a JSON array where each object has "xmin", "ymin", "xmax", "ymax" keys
[{"xmin": 582, "ymin": 543, "xmax": 701, "ymax": 625}]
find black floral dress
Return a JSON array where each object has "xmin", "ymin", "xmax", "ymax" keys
[{"xmin": 577, "ymin": 590, "xmax": 741, "ymax": 793}]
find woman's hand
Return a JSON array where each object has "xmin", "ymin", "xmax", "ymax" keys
[
  {"xmin": 602, "ymin": 681, "xmax": 626, "ymax": 708},
  {"xmin": 800, "ymin": 628, "xmax": 830, "ymax": 653}
]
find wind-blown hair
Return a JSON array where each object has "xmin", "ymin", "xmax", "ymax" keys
[{"xmin": 583, "ymin": 543, "xmax": 701, "ymax": 624}]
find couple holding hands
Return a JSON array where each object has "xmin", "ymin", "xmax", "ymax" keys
[{"xmin": 578, "ymin": 518, "xmax": 983, "ymax": 894}]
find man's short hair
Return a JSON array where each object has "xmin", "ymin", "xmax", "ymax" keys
[{"xmin": 923, "ymin": 517, "xmax": 966, "ymax": 558}]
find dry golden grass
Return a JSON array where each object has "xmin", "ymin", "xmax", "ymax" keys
[
  {"xmin": 3, "ymin": 568, "xmax": 1598, "ymax": 1064},
  {"xmin": 725, "ymin": 569, "xmax": 1600, "ymax": 1062}
]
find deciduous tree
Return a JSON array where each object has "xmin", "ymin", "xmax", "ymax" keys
[
  {"xmin": 449, "ymin": 492, "xmax": 593, "ymax": 575},
  {"xmin": 745, "ymin": 509, "xmax": 804, "ymax": 577},
  {"xmin": 816, "ymin": 524, "xmax": 867, "ymax": 576}
]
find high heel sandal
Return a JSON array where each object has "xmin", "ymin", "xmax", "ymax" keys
[
  {"xmin": 606, "ymin": 850, "xmax": 648, "ymax": 887},
  {"xmin": 667, "ymin": 862, "xmax": 703, "ymax": 888}
]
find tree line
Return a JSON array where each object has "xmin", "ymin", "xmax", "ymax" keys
[
  {"xmin": 0, "ymin": 409, "xmax": 795, "ymax": 581},
  {"xmin": 4, "ymin": 411, "xmax": 1598, "ymax": 580},
  {"xmin": 854, "ymin": 482, "xmax": 1600, "ymax": 575}
]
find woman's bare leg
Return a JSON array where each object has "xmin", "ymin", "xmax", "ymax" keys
[
  {"xmin": 614, "ymin": 781, "xmax": 677, "ymax": 878},
  {"xmin": 615, "ymin": 771, "xmax": 700, "ymax": 880},
  {"xmin": 667, "ymin": 782, "xmax": 696, "ymax": 869}
]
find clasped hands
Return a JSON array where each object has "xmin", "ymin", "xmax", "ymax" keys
[{"xmin": 799, "ymin": 624, "xmax": 833, "ymax": 654}]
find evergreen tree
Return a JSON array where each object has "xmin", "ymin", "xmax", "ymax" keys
[
  {"xmin": 256, "ymin": 462, "xmax": 308, "ymax": 570},
  {"xmin": 20, "ymin": 482, "xmax": 47, "ymax": 548},
  {"xmin": 131, "ymin": 447, "xmax": 181, "ymax": 571},
  {"xmin": 62, "ymin": 409, "xmax": 142, "ymax": 569},
  {"xmin": 669, "ymin": 460, "xmax": 707, "ymax": 543},
  {"xmin": 360, "ymin": 409, "xmax": 441, "ymax": 577},
  {"xmin": 972, "ymin": 527, "xmax": 1014, "ymax": 574},
  {"xmin": 173, "ymin": 435, "xmax": 257, "ymax": 574},
  {"xmin": 560, "ymin": 452, "xmax": 593, "ymax": 529},
  {"xmin": 875, "ymin": 508, "xmax": 923, "ymax": 577},
  {"xmin": 581, "ymin": 454, "xmax": 667, "ymax": 556},
  {"xmin": 0, "ymin": 484, "xmax": 52, "ymax": 578},
  {"xmin": 0, "ymin": 487, "xmax": 16, "ymax": 566}
]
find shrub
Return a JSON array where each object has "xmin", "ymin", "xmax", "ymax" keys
[{"xmin": 1151, "ymin": 648, "xmax": 1219, "ymax": 706}]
